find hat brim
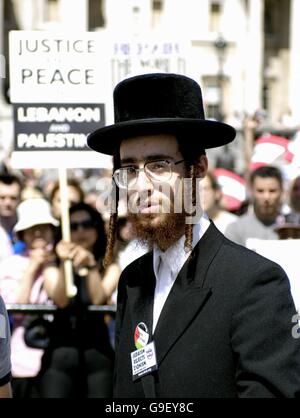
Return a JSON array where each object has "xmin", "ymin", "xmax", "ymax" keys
[
  {"xmin": 87, "ymin": 118, "xmax": 236, "ymax": 156},
  {"xmin": 14, "ymin": 218, "xmax": 59, "ymax": 234}
]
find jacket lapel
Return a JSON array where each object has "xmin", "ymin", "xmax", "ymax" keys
[
  {"xmin": 126, "ymin": 252, "xmax": 157, "ymax": 397},
  {"xmin": 126, "ymin": 251, "xmax": 156, "ymax": 339},
  {"xmin": 125, "ymin": 223, "xmax": 225, "ymax": 375},
  {"xmin": 153, "ymin": 223, "xmax": 224, "ymax": 365}
]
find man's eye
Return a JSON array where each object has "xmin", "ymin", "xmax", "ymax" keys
[
  {"xmin": 126, "ymin": 167, "xmax": 137, "ymax": 175},
  {"xmin": 149, "ymin": 161, "xmax": 168, "ymax": 171}
]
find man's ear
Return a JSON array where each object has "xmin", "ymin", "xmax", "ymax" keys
[
  {"xmin": 215, "ymin": 188, "xmax": 222, "ymax": 203},
  {"xmin": 195, "ymin": 155, "xmax": 208, "ymax": 178}
]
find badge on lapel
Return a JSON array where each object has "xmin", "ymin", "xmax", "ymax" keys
[{"xmin": 131, "ymin": 322, "xmax": 158, "ymax": 381}]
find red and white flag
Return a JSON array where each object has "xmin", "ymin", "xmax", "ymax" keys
[
  {"xmin": 214, "ymin": 168, "xmax": 247, "ymax": 212},
  {"xmin": 250, "ymin": 134, "xmax": 293, "ymax": 171}
]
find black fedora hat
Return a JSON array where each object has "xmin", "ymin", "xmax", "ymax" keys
[{"xmin": 87, "ymin": 73, "xmax": 236, "ymax": 156}]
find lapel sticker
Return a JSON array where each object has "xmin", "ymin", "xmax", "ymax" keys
[
  {"xmin": 134, "ymin": 322, "xmax": 149, "ymax": 349},
  {"xmin": 131, "ymin": 341, "xmax": 158, "ymax": 381}
]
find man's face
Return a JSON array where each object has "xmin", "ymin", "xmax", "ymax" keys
[
  {"xmin": 290, "ymin": 177, "xmax": 300, "ymax": 212},
  {"xmin": 0, "ymin": 182, "xmax": 21, "ymax": 218},
  {"xmin": 251, "ymin": 176, "xmax": 283, "ymax": 221},
  {"xmin": 202, "ymin": 176, "xmax": 221, "ymax": 213},
  {"xmin": 51, "ymin": 186, "xmax": 82, "ymax": 219},
  {"xmin": 119, "ymin": 134, "xmax": 207, "ymax": 250},
  {"xmin": 22, "ymin": 224, "xmax": 54, "ymax": 250}
]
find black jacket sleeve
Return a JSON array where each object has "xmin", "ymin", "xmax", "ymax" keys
[{"xmin": 231, "ymin": 263, "xmax": 300, "ymax": 397}]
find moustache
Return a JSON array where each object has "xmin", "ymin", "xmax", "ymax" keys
[{"xmin": 127, "ymin": 191, "xmax": 174, "ymax": 214}]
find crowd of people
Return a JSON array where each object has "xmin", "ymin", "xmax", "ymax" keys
[
  {"xmin": 0, "ymin": 169, "xmax": 131, "ymax": 398},
  {"xmin": 0, "ymin": 152, "xmax": 300, "ymax": 398},
  {"xmin": 0, "ymin": 153, "xmax": 300, "ymax": 398}
]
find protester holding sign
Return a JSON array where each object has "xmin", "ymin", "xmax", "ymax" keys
[
  {"xmin": 40, "ymin": 203, "xmax": 119, "ymax": 398},
  {"xmin": 0, "ymin": 198, "xmax": 58, "ymax": 398}
]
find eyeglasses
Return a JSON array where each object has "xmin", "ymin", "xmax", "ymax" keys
[
  {"xmin": 70, "ymin": 219, "xmax": 95, "ymax": 231},
  {"xmin": 113, "ymin": 159, "xmax": 185, "ymax": 189}
]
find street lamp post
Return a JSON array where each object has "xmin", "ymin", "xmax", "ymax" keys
[{"xmin": 214, "ymin": 34, "xmax": 228, "ymax": 121}]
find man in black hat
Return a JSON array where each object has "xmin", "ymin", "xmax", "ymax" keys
[{"xmin": 88, "ymin": 73, "xmax": 300, "ymax": 398}]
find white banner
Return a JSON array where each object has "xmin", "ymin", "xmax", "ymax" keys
[
  {"xmin": 9, "ymin": 30, "xmax": 111, "ymax": 104},
  {"xmin": 247, "ymin": 238, "xmax": 300, "ymax": 312},
  {"xmin": 9, "ymin": 31, "xmax": 190, "ymax": 169},
  {"xmin": 9, "ymin": 31, "xmax": 112, "ymax": 168}
]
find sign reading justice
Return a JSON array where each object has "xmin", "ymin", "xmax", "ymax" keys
[
  {"xmin": 9, "ymin": 32, "xmax": 110, "ymax": 103},
  {"xmin": 9, "ymin": 31, "xmax": 112, "ymax": 168}
]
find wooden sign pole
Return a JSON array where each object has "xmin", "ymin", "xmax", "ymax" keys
[{"xmin": 58, "ymin": 167, "xmax": 77, "ymax": 298}]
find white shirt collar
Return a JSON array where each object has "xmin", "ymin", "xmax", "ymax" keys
[
  {"xmin": 152, "ymin": 213, "xmax": 210, "ymax": 333},
  {"xmin": 153, "ymin": 213, "xmax": 210, "ymax": 279}
]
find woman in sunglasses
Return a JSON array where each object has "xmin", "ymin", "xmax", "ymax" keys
[{"xmin": 39, "ymin": 202, "xmax": 120, "ymax": 398}]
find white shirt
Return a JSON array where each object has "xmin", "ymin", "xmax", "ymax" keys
[{"xmin": 152, "ymin": 214, "xmax": 210, "ymax": 333}]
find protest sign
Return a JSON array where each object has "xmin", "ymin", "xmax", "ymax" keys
[
  {"xmin": 247, "ymin": 238, "xmax": 300, "ymax": 311},
  {"xmin": 9, "ymin": 30, "xmax": 112, "ymax": 169}
]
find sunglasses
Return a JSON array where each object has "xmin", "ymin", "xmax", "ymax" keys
[{"xmin": 70, "ymin": 219, "xmax": 95, "ymax": 231}]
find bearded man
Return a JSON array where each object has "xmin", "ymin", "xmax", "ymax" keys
[{"xmin": 88, "ymin": 73, "xmax": 300, "ymax": 398}]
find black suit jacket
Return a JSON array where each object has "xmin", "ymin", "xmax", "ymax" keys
[{"xmin": 114, "ymin": 223, "xmax": 300, "ymax": 398}]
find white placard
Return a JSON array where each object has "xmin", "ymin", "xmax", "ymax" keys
[
  {"xmin": 9, "ymin": 31, "xmax": 112, "ymax": 168},
  {"xmin": 9, "ymin": 30, "xmax": 111, "ymax": 104},
  {"xmin": 9, "ymin": 32, "xmax": 190, "ymax": 169},
  {"xmin": 247, "ymin": 238, "xmax": 300, "ymax": 311}
]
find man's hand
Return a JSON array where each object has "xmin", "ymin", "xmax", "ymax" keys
[
  {"xmin": 28, "ymin": 243, "xmax": 55, "ymax": 272},
  {"xmin": 56, "ymin": 241, "xmax": 96, "ymax": 275}
]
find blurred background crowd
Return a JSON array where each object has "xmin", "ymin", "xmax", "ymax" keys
[{"xmin": 0, "ymin": 143, "xmax": 299, "ymax": 398}]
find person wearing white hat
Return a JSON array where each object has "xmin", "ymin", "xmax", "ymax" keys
[
  {"xmin": 13, "ymin": 198, "xmax": 59, "ymax": 235},
  {"xmin": 0, "ymin": 198, "xmax": 58, "ymax": 398}
]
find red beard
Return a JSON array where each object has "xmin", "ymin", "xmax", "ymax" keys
[{"xmin": 128, "ymin": 211, "xmax": 186, "ymax": 251}]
